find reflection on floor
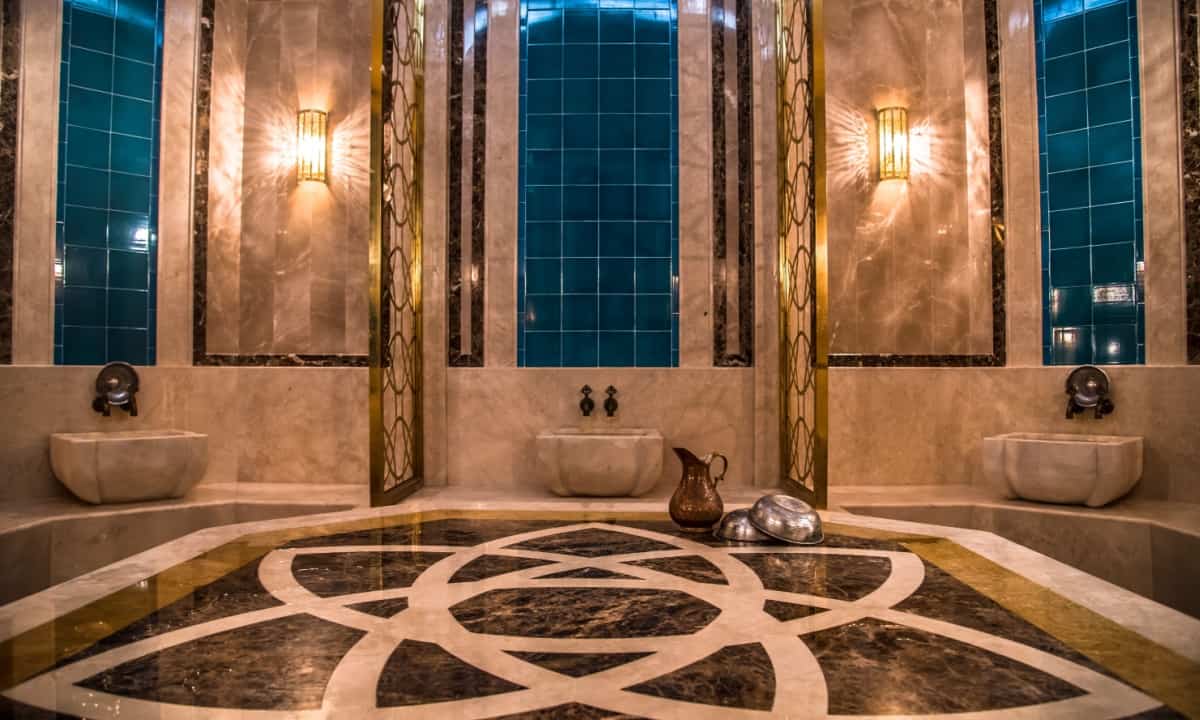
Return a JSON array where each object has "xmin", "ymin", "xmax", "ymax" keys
[{"xmin": 0, "ymin": 511, "xmax": 1194, "ymax": 719}]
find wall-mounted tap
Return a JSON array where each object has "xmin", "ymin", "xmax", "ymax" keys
[
  {"xmin": 579, "ymin": 385, "xmax": 595, "ymax": 417},
  {"xmin": 1064, "ymin": 365, "xmax": 1114, "ymax": 420},
  {"xmin": 604, "ymin": 386, "xmax": 618, "ymax": 417},
  {"xmin": 92, "ymin": 362, "xmax": 139, "ymax": 417}
]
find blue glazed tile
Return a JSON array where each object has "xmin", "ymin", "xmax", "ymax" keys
[
  {"xmin": 106, "ymin": 327, "xmax": 147, "ymax": 364},
  {"xmin": 1092, "ymin": 323, "xmax": 1136, "ymax": 364},
  {"xmin": 525, "ymin": 294, "xmax": 562, "ymax": 331},
  {"xmin": 563, "ymin": 295, "xmax": 598, "ymax": 330},
  {"xmin": 527, "ymin": 79, "xmax": 562, "ymax": 113},
  {"xmin": 1049, "ymin": 208, "xmax": 1090, "ymax": 248},
  {"xmin": 635, "ymin": 79, "xmax": 670, "ymax": 114},
  {"xmin": 1050, "ymin": 247, "xmax": 1091, "ymax": 285},
  {"xmin": 68, "ymin": 86, "xmax": 114, "ymax": 131},
  {"xmin": 636, "ymin": 185, "xmax": 670, "ymax": 220},
  {"xmin": 599, "ymin": 78, "xmax": 635, "ymax": 112},
  {"xmin": 598, "ymin": 114, "xmax": 636, "ymax": 148},
  {"xmin": 1050, "ymin": 285, "xmax": 1092, "ymax": 325},
  {"xmin": 1086, "ymin": 81, "xmax": 1131, "ymax": 125},
  {"xmin": 527, "ymin": 187, "xmax": 562, "ymax": 221},
  {"xmin": 108, "ymin": 211, "xmax": 150, "ymax": 250},
  {"xmin": 107, "ymin": 289, "xmax": 147, "ymax": 327},
  {"xmin": 635, "ymin": 114, "xmax": 669, "ymax": 148},
  {"xmin": 599, "ymin": 44, "xmax": 635, "ymax": 78},
  {"xmin": 62, "ymin": 326, "xmax": 107, "ymax": 365},
  {"xmin": 113, "ymin": 58, "xmax": 154, "ymax": 100},
  {"xmin": 110, "ymin": 172, "xmax": 151, "ymax": 213},
  {"xmin": 1047, "ymin": 169, "xmax": 1089, "ymax": 210},
  {"xmin": 598, "ymin": 149, "xmax": 635, "ymax": 184},
  {"xmin": 63, "ymin": 287, "xmax": 106, "ymax": 325},
  {"xmin": 599, "ymin": 10, "xmax": 634, "ymax": 42},
  {"xmin": 108, "ymin": 249, "xmax": 148, "ymax": 289},
  {"xmin": 1089, "ymin": 161, "xmax": 1132, "ymax": 205},
  {"xmin": 599, "ymin": 258, "xmax": 635, "ymax": 293},
  {"xmin": 1091, "ymin": 285, "xmax": 1136, "ymax": 323},
  {"xmin": 526, "ymin": 222, "xmax": 562, "ymax": 257},
  {"xmin": 526, "ymin": 258, "xmax": 562, "ymax": 294},
  {"xmin": 66, "ymin": 165, "xmax": 110, "ymax": 209},
  {"xmin": 528, "ymin": 10, "xmax": 563, "ymax": 43},
  {"xmin": 64, "ymin": 206, "xmax": 109, "ymax": 247},
  {"xmin": 635, "ymin": 331, "xmax": 670, "ymax": 366},
  {"xmin": 1090, "ymin": 202, "xmax": 1135, "ymax": 245},
  {"xmin": 1044, "ymin": 0, "xmax": 1083, "ymax": 21},
  {"xmin": 637, "ymin": 222, "xmax": 670, "ymax": 256},
  {"xmin": 636, "ymin": 44, "xmax": 669, "ymax": 77},
  {"xmin": 528, "ymin": 149, "xmax": 563, "ymax": 185},
  {"xmin": 1088, "ymin": 121, "xmax": 1132, "ymax": 165},
  {"xmin": 1051, "ymin": 326, "xmax": 1092, "ymax": 364},
  {"xmin": 599, "ymin": 294, "xmax": 635, "ymax": 330},
  {"xmin": 117, "ymin": 0, "xmax": 157, "ymax": 24},
  {"xmin": 1085, "ymin": 2, "xmax": 1128, "ymax": 47},
  {"xmin": 636, "ymin": 149, "xmax": 670, "ymax": 185},
  {"xmin": 1091, "ymin": 242, "xmax": 1134, "ymax": 283},
  {"xmin": 1045, "ymin": 54, "xmax": 1086, "ymax": 95},
  {"xmin": 112, "ymin": 96, "xmax": 153, "ymax": 138},
  {"xmin": 636, "ymin": 294, "xmax": 670, "ymax": 331},
  {"xmin": 526, "ymin": 332, "xmax": 562, "ymax": 366},
  {"xmin": 1045, "ymin": 91, "xmax": 1087, "ymax": 133},
  {"xmin": 598, "ymin": 185, "xmax": 635, "ymax": 219},
  {"xmin": 71, "ymin": 8, "xmax": 115, "ymax": 54},
  {"xmin": 564, "ymin": 222, "xmax": 598, "ymax": 256},
  {"xmin": 600, "ymin": 221, "xmax": 635, "ymax": 256},
  {"xmin": 564, "ymin": 10, "xmax": 598, "ymax": 43},
  {"xmin": 563, "ymin": 186, "xmax": 598, "ymax": 220},
  {"xmin": 528, "ymin": 45, "xmax": 563, "ymax": 78},
  {"xmin": 562, "ymin": 149, "xmax": 597, "ymax": 184},
  {"xmin": 70, "ymin": 46, "xmax": 114, "ymax": 92},
  {"xmin": 634, "ymin": 11, "xmax": 670, "ymax": 44},
  {"xmin": 1046, "ymin": 129, "xmax": 1088, "ymax": 172},
  {"xmin": 563, "ymin": 259, "xmax": 598, "ymax": 293},
  {"xmin": 112, "ymin": 20, "xmax": 154, "ymax": 64},
  {"xmin": 65, "ymin": 245, "xmax": 108, "ymax": 286},
  {"xmin": 598, "ymin": 331, "xmax": 635, "ymax": 366},
  {"xmin": 111, "ymin": 134, "xmax": 152, "ymax": 176},
  {"xmin": 636, "ymin": 258, "xmax": 670, "ymax": 293},
  {"xmin": 562, "ymin": 332, "xmax": 598, "ymax": 366},
  {"xmin": 67, "ymin": 126, "xmax": 112, "ymax": 170},
  {"xmin": 1044, "ymin": 15, "xmax": 1085, "ymax": 57},
  {"xmin": 563, "ymin": 116, "xmax": 598, "ymax": 148},
  {"xmin": 1085, "ymin": 42, "xmax": 1129, "ymax": 86},
  {"xmin": 564, "ymin": 79, "xmax": 598, "ymax": 113},
  {"xmin": 563, "ymin": 47, "xmax": 598, "ymax": 78}
]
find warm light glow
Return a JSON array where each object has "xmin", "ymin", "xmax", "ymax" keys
[
  {"xmin": 297, "ymin": 109, "xmax": 328, "ymax": 183},
  {"xmin": 877, "ymin": 106, "xmax": 909, "ymax": 181}
]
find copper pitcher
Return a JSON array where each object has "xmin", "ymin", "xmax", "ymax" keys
[{"xmin": 669, "ymin": 448, "xmax": 728, "ymax": 533}]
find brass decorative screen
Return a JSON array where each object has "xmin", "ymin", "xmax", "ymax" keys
[{"xmin": 371, "ymin": 0, "xmax": 425, "ymax": 503}]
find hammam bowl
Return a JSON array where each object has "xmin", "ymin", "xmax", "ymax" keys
[
  {"xmin": 749, "ymin": 494, "xmax": 823, "ymax": 544},
  {"xmin": 535, "ymin": 428, "xmax": 664, "ymax": 497},
  {"xmin": 982, "ymin": 432, "xmax": 1143, "ymax": 507},
  {"xmin": 50, "ymin": 430, "xmax": 209, "ymax": 504},
  {"xmin": 714, "ymin": 508, "xmax": 774, "ymax": 542}
]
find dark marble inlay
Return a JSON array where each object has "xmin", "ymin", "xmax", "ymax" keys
[
  {"xmin": 1182, "ymin": 0, "xmax": 1200, "ymax": 364},
  {"xmin": 762, "ymin": 599, "xmax": 826, "ymax": 622},
  {"xmin": 347, "ymin": 597, "xmax": 410, "ymax": 618},
  {"xmin": 507, "ymin": 528, "xmax": 680, "ymax": 558},
  {"xmin": 450, "ymin": 554, "xmax": 558, "ymax": 583},
  {"xmin": 505, "ymin": 651, "xmax": 653, "ymax": 678},
  {"xmin": 377, "ymin": 639, "xmax": 524, "ymax": 706},
  {"xmin": 485, "ymin": 704, "xmax": 649, "ymax": 720},
  {"xmin": 451, "ymin": 588, "xmax": 720, "ymax": 638},
  {"xmin": 625, "ymin": 642, "xmax": 775, "ymax": 711},
  {"xmin": 536, "ymin": 567, "xmax": 643, "ymax": 580},
  {"xmin": 285, "ymin": 517, "xmax": 578, "ymax": 549},
  {"xmin": 57, "ymin": 557, "xmax": 282, "ymax": 668},
  {"xmin": 623, "ymin": 555, "xmax": 728, "ymax": 585},
  {"xmin": 0, "ymin": 696, "xmax": 82, "ymax": 720},
  {"xmin": 1120, "ymin": 707, "xmax": 1189, "ymax": 719},
  {"xmin": 291, "ymin": 550, "xmax": 451, "ymax": 597},
  {"xmin": 0, "ymin": 0, "xmax": 21, "ymax": 364},
  {"xmin": 447, "ymin": 0, "xmax": 486, "ymax": 367},
  {"xmin": 78, "ymin": 613, "xmax": 364, "ymax": 710},
  {"xmin": 710, "ymin": 0, "xmax": 754, "ymax": 368},
  {"xmin": 802, "ymin": 618, "xmax": 1085, "ymax": 714},
  {"xmin": 735, "ymin": 553, "xmax": 892, "ymax": 601}
]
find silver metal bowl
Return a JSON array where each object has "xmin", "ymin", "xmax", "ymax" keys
[
  {"xmin": 713, "ymin": 508, "xmax": 774, "ymax": 542},
  {"xmin": 748, "ymin": 494, "xmax": 823, "ymax": 545}
]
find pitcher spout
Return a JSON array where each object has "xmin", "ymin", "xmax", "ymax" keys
[{"xmin": 672, "ymin": 447, "xmax": 703, "ymax": 466}]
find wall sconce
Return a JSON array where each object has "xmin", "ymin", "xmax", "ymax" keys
[
  {"xmin": 876, "ymin": 106, "xmax": 909, "ymax": 181},
  {"xmin": 297, "ymin": 109, "xmax": 328, "ymax": 183}
]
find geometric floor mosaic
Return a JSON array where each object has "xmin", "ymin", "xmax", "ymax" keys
[{"xmin": 0, "ymin": 515, "xmax": 1187, "ymax": 718}]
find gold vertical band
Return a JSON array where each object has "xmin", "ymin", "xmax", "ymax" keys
[
  {"xmin": 811, "ymin": 0, "xmax": 829, "ymax": 509},
  {"xmin": 368, "ymin": 0, "xmax": 387, "ymax": 503}
]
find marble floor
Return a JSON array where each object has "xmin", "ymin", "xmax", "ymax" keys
[{"xmin": 1, "ymin": 504, "xmax": 1198, "ymax": 719}]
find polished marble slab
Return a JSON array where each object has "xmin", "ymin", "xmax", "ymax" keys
[{"xmin": 1, "ymin": 505, "xmax": 1196, "ymax": 719}]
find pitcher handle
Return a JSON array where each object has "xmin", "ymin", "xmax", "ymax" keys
[{"xmin": 708, "ymin": 452, "xmax": 728, "ymax": 483}]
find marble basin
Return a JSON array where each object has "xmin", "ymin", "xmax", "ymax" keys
[
  {"xmin": 50, "ymin": 430, "xmax": 209, "ymax": 504},
  {"xmin": 982, "ymin": 432, "xmax": 1142, "ymax": 507},
  {"xmin": 535, "ymin": 428, "xmax": 663, "ymax": 497}
]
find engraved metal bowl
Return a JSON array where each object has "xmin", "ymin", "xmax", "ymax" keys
[
  {"xmin": 713, "ymin": 508, "xmax": 773, "ymax": 543},
  {"xmin": 748, "ymin": 494, "xmax": 823, "ymax": 545}
]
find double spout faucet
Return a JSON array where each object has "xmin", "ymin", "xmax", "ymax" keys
[{"xmin": 579, "ymin": 385, "xmax": 618, "ymax": 417}]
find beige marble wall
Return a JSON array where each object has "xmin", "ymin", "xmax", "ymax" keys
[
  {"xmin": 825, "ymin": 0, "xmax": 992, "ymax": 356},
  {"xmin": 205, "ymin": 0, "xmax": 371, "ymax": 356},
  {"xmin": 0, "ymin": 365, "xmax": 369, "ymax": 502}
]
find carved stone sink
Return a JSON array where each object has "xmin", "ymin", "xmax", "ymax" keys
[
  {"xmin": 535, "ymin": 428, "xmax": 663, "ymax": 497},
  {"xmin": 50, "ymin": 430, "xmax": 209, "ymax": 504},
  {"xmin": 982, "ymin": 432, "xmax": 1142, "ymax": 507}
]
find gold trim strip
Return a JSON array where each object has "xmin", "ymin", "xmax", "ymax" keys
[{"xmin": 810, "ymin": 0, "xmax": 829, "ymax": 510}]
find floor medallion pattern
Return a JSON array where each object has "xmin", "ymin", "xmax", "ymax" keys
[{"xmin": 0, "ymin": 516, "xmax": 1186, "ymax": 718}]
